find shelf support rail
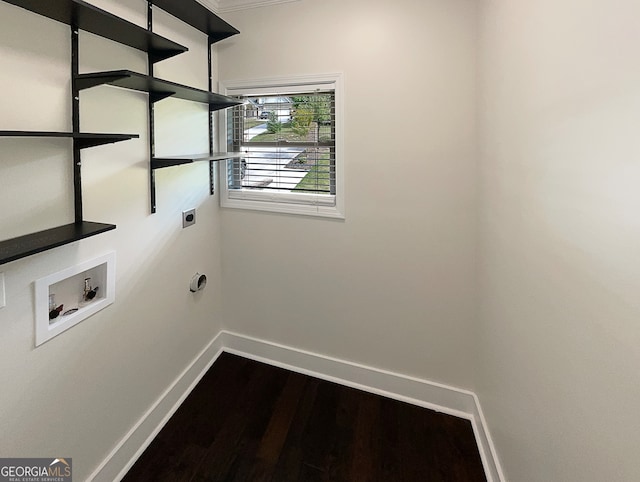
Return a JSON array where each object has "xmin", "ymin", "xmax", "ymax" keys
[
  {"xmin": 147, "ymin": 1, "xmax": 158, "ymax": 213},
  {"xmin": 71, "ymin": 25, "xmax": 83, "ymax": 223},
  {"xmin": 208, "ymin": 36, "xmax": 215, "ymax": 195}
]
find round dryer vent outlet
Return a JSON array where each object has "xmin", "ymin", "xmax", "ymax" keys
[{"xmin": 190, "ymin": 273, "xmax": 207, "ymax": 293}]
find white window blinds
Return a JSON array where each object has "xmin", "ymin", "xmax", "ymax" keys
[{"xmin": 227, "ymin": 90, "xmax": 336, "ymax": 206}]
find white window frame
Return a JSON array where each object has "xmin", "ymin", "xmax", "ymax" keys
[{"xmin": 219, "ymin": 73, "xmax": 344, "ymax": 219}]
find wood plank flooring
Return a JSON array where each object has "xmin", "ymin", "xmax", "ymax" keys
[{"xmin": 122, "ymin": 353, "xmax": 486, "ymax": 482}]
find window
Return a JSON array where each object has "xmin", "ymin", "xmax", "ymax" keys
[{"xmin": 219, "ymin": 74, "xmax": 344, "ymax": 218}]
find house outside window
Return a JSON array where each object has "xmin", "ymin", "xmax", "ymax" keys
[{"xmin": 219, "ymin": 74, "xmax": 344, "ymax": 218}]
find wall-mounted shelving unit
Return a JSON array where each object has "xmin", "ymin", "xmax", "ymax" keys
[
  {"xmin": 0, "ymin": 0, "xmax": 241, "ymax": 265},
  {"xmin": 143, "ymin": 0, "xmax": 242, "ymax": 211}
]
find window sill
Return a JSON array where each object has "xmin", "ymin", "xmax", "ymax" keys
[{"xmin": 221, "ymin": 195, "xmax": 344, "ymax": 219}]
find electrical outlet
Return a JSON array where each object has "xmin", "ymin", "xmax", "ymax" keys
[
  {"xmin": 182, "ymin": 209, "xmax": 196, "ymax": 228},
  {"xmin": 0, "ymin": 273, "xmax": 5, "ymax": 309}
]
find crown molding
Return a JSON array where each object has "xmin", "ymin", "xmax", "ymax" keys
[
  {"xmin": 218, "ymin": 0, "xmax": 301, "ymax": 13},
  {"xmin": 195, "ymin": 0, "xmax": 221, "ymax": 14}
]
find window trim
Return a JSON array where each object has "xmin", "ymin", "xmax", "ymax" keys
[{"xmin": 219, "ymin": 73, "xmax": 345, "ymax": 219}]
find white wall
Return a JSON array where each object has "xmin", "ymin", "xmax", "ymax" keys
[
  {"xmin": 9, "ymin": 0, "xmax": 637, "ymax": 479},
  {"xmin": 218, "ymin": 0, "xmax": 479, "ymax": 388},
  {"xmin": 0, "ymin": 1, "xmax": 223, "ymax": 478},
  {"xmin": 478, "ymin": 0, "xmax": 640, "ymax": 480}
]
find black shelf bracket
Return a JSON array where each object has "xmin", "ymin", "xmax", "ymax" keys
[
  {"xmin": 75, "ymin": 73, "xmax": 130, "ymax": 91},
  {"xmin": 149, "ymin": 91, "xmax": 176, "ymax": 103},
  {"xmin": 73, "ymin": 134, "xmax": 139, "ymax": 149}
]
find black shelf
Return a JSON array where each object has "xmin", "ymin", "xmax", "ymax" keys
[
  {"xmin": 75, "ymin": 70, "xmax": 242, "ymax": 110},
  {"xmin": 151, "ymin": 152, "xmax": 243, "ymax": 169},
  {"xmin": 2, "ymin": 0, "xmax": 188, "ymax": 63},
  {"xmin": 150, "ymin": 0, "xmax": 239, "ymax": 44},
  {"xmin": 0, "ymin": 222, "xmax": 116, "ymax": 265},
  {"xmin": 0, "ymin": 130, "xmax": 139, "ymax": 149}
]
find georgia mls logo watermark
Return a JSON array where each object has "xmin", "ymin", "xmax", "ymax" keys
[{"xmin": 0, "ymin": 458, "xmax": 72, "ymax": 482}]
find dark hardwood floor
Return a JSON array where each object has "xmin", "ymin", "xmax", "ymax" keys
[{"xmin": 122, "ymin": 353, "xmax": 486, "ymax": 482}]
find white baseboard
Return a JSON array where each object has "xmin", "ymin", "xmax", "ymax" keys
[
  {"xmin": 90, "ymin": 330, "xmax": 505, "ymax": 482},
  {"xmin": 88, "ymin": 332, "xmax": 226, "ymax": 482},
  {"xmin": 220, "ymin": 331, "xmax": 505, "ymax": 482}
]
